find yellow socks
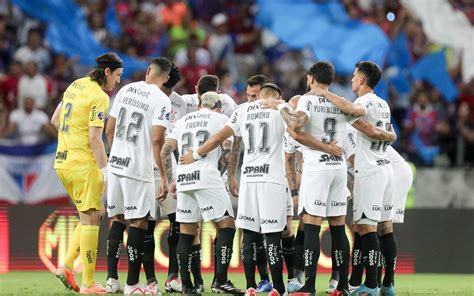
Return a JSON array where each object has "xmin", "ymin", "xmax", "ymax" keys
[
  {"xmin": 80, "ymin": 225, "xmax": 99, "ymax": 287},
  {"xmin": 64, "ymin": 222, "xmax": 81, "ymax": 270}
]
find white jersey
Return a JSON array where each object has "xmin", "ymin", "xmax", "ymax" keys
[
  {"xmin": 169, "ymin": 91, "xmax": 187, "ymax": 129},
  {"xmin": 296, "ymin": 94, "xmax": 349, "ymax": 172},
  {"xmin": 168, "ymin": 108, "xmax": 228, "ymax": 191},
  {"xmin": 283, "ymin": 132, "xmax": 298, "ymax": 154},
  {"xmin": 342, "ymin": 124, "xmax": 357, "ymax": 159},
  {"xmin": 386, "ymin": 146, "xmax": 405, "ymax": 164},
  {"xmin": 108, "ymin": 81, "xmax": 171, "ymax": 182},
  {"xmin": 226, "ymin": 99, "xmax": 286, "ymax": 184},
  {"xmin": 350, "ymin": 93, "xmax": 391, "ymax": 173},
  {"xmin": 182, "ymin": 93, "xmax": 237, "ymax": 117}
]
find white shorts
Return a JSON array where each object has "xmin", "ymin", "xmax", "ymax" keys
[
  {"xmin": 107, "ymin": 172, "xmax": 156, "ymax": 220},
  {"xmin": 298, "ymin": 169, "xmax": 347, "ymax": 218},
  {"xmin": 154, "ymin": 178, "xmax": 177, "ymax": 218},
  {"xmin": 353, "ymin": 166, "xmax": 388, "ymax": 224},
  {"xmin": 392, "ymin": 161, "xmax": 413, "ymax": 223},
  {"xmin": 381, "ymin": 164, "xmax": 395, "ymax": 222},
  {"xmin": 176, "ymin": 187, "xmax": 234, "ymax": 223},
  {"xmin": 236, "ymin": 182, "xmax": 287, "ymax": 234},
  {"xmin": 286, "ymin": 187, "xmax": 294, "ymax": 217}
]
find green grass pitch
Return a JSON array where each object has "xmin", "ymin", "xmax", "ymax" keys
[{"xmin": 0, "ymin": 272, "xmax": 473, "ymax": 295}]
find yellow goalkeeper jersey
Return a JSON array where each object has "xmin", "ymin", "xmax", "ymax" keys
[{"xmin": 54, "ymin": 77, "xmax": 109, "ymax": 171}]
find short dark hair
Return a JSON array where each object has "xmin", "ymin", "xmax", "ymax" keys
[
  {"xmin": 247, "ymin": 74, "xmax": 268, "ymax": 87},
  {"xmin": 355, "ymin": 61, "xmax": 382, "ymax": 89},
  {"xmin": 197, "ymin": 75, "xmax": 219, "ymax": 95},
  {"xmin": 260, "ymin": 83, "xmax": 282, "ymax": 97},
  {"xmin": 88, "ymin": 52, "xmax": 123, "ymax": 86},
  {"xmin": 163, "ymin": 63, "xmax": 181, "ymax": 89},
  {"xmin": 150, "ymin": 57, "xmax": 172, "ymax": 74},
  {"xmin": 307, "ymin": 61, "xmax": 335, "ymax": 85}
]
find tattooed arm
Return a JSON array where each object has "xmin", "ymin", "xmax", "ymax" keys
[
  {"xmin": 227, "ymin": 136, "xmax": 242, "ymax": 197},
  {"xmin": 160, "ymin": 138, "xmax": 177, "ymax": 185},
  {"xmin": 285, "ymin": 151, "xmax": 298, "ymax": 191},
  {"xmin": 219, "ymin": 139, "xmax": 233, "ymax": 175},
  {"xmin": 280, "ymin": 108, "xmax": 309, "ymax": 131}
]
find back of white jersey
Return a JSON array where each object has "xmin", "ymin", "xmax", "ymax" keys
[
  {"xmin": 343, "ymin": 124, "xmax": 357, "ymax": 159},
  {"xmin": 182, "ymin": 93, "xmax": 237, "ymax": 117},
  {"xmin": 351, "ymin": 93, "xmax": 392, "ymax": 172},
  {"xmin": 168, "ymin": 109, "xmax": 228, "ymax": 191},
  {"xmin": 386, "ymin": 146, "xmax": 405, "ymax": 164},
  {"xmin": 295, "ymin": 95, "xmax": 348, "ymax": 171},
  {"xmin": 226, "ymin": 99, "xmax": 286, "ymax": 184},
  {"xmin": 108, "ymin": 81, "xmax": 171, "ymax": 182},
  {"xmin": 169, "ymin": 91, "xmax": 187, "ymax": 129}
]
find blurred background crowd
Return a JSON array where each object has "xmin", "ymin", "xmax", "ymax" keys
[{"xmin": 0, "ymin": 0, "xmax": 473, "ymax": 167}]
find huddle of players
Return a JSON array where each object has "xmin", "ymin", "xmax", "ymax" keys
[{"xmin": 53, "ymin": 52, "xmax": 412, "ymax": 296}]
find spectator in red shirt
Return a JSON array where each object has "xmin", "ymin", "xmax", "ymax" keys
[
  {"xmin": 180, "ymin": 45, "xmax": 213, "ymax": 93},
  {"xmin": 0, "ymin": 61, "xmax": 22, "ymax": 112},
  {"xmin": 404, "ymin": 89, "xmax": 439, "ymax": 146}
]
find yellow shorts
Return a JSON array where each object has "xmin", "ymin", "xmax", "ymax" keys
[{"xmin": 56, "ymin": 168, "xmax": 104, "ymax": 212}]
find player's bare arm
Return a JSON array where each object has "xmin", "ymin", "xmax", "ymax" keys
[
  {"xmin": 286, "ymin": 127, "xmax": 343, "ymax": 157},
  {"xmin": 261, "ymin": 98, "xmax": 309, "ymax": 130},
  {"xmin": 160, "ymin": 138, "xmax": 177, "ymax": 197},
  {"xmin": 308, "ymin": 87, "xmax": 366, "ymax": 118},
  {"xmin": 218, "ymin": 139, "xmax": 232, "ymax": 175},
  {"xmin": 105, "ymin": 116, "xmax": 116, "ymax": 147},
  {"xmin": 50, "ymin": 101, "xmax": 62, "ymax": 129},
  {"xmin": 179, "ymin": 126, "xmax": 234, "ymax": 164},
  {"xmin": 227, "ymin": 136, "xmax": 242, "ymax": 197},
  {"xmin": 352, "ymin": 118, "xmax": 397, "ymax": 143},
  {"xmin": 152, "ymin": 125, "xmax": 168, "ymax": 199},
  {"xmin": 285, "ymin": 151, "xmax": 299, "ymax": 209}
]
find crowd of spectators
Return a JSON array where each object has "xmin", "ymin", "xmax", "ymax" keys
[{"xmin": 0, "ymin": 0, "xmax": 473, "ymax": 167}]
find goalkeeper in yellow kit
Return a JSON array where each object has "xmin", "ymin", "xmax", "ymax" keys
[{"xmin": 52, "ymin": 52, "xmax": 123, "ymax": 294}]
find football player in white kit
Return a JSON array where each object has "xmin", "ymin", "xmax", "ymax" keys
[
  {"xmin": 262, "ymin": 61, "xmax": 357, "ymax": 296},
  {"xmin": 105, "ymin": 57, "xmax": 172, "ymax": 294},
  {"xmin": 182, "ymin": 74, "xmax": 238, "ymax": 117},
  {"xmin": 142, "ymin": 63, "xmax": 186, "ymax": 293},
  {"xmin": 309, "ymin": 61, "xmax": 397, "ymax": 296},
  {"xmin": 181, "ymin": 83, "xmax": 289, "ymax": 296},
  {"xmin": 227, "ymin": 74, "xmax": 275, "ymax": 293},
  {"xmin": 160, "ymin": 92, "xmax": 243, "ymax": 295}
]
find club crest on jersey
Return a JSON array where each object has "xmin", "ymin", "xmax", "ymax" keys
[
  {"xmin": 177, "ymin": 170, "xmax": 200, "ymax": 183},
  {"xmin": 109, "ymin": 156, "xmax": 131, "ymax": 168},
  {"xmin": 243, "ymin": 164, "xmax": 269, "ymax": 175}
]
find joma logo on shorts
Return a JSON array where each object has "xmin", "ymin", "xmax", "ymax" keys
[
  {"xmin": 372, "ymin": 205, "xmax": 382, "ymax": 211},
  {"xmin": 125, "ymin": 206, "xmax": 137, "ymax": 211},
  {"xmin": 238, "ymin": 214, "xmax": 255, "ymax": 222},
  {"xmin": 73, "ymin": 199, "xmax": 82, "ymax": 204},
  {"xmin": 107, "ymin": 205, "xmax": 115, "ymax": 210},
  {"xmin": 177, "ymin": 208, "xmax": 191, "ymax": 214},
  {"xmin": 261, "ymin": 219, "xmax": 278, "ymax": 224},
  {"xmin": 177, "ymin": 171, "xmax": 200, "ymax": 182},
  {"xmin": 55, "ymin": 150, "xmax": 68, "ymax": 160},
  {"xmin": 314, "ymin": 200, "xmax": 326, "ymax": 206},
  {"xmin": 200, "ymin": 205, "xmax": 214, "ymax": 212},
  {"xmin": 396, "ymin": 209, "xmax": 404, "ymax": 214},
  {"xmin": 110, "ymin": 156, "xmax": 131, "ymax": 168},
  {"xmin": 384, "ymin": 205, "xmax": 393, "ymax": 211},
  {"xmin": 243, "ymin": 164, "xmax": 269, "ymax": 174},
  {"xmin": 319, "ymin": 155, "xmax": 343, "ymax": 162},
  {"xmin": 331, "ymin": 201, "xmax": 346, "ymax": 207}
]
